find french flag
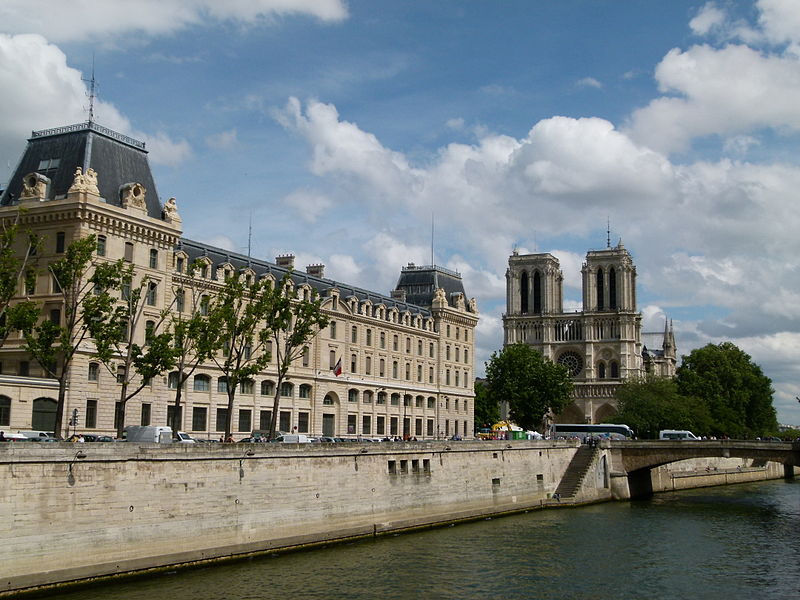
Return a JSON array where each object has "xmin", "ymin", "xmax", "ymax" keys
[{"xmin": 332, "ymin": 357, "xmax": 342, "ymax": 377}]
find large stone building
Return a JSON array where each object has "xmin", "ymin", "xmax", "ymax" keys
[
  {"xmin": 503, "ymin": 243, "xmax": 676, "ymax": 424},
  {"xmin": 0, "ymin": 122, "xmax": 478, "ymax": 439}
]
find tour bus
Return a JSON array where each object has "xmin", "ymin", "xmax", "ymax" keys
[
  {"xmin": 659, "ymin": 429, "xmax": 700, "ymax": 440},
  {"xmin": 548, "ymin": 423, "xmax": 635, "ymax": 440}
]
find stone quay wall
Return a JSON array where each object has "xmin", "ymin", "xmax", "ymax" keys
[
  {"xmin": 1, "ymin": 440, "xmax": 586, "ymax": 595},
  {"xmin": 1, "ymin": 441, "xmax": 792, "ymax": 595}
]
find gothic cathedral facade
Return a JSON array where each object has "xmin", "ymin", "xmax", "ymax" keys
[{"xmin": 503, "ymin": 242, "xmax": 676, "ymax": 424}]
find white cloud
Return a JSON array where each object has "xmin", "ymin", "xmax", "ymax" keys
[
  {"xmin": 282, "ymin": 190, "xmax": 332, "ymax": 223},
  {"xmin": 576, "ymin": 77, "xmax": 602, "ymax": 89},
  {"xmin": 628, "ymin": 44, "xmax": 800, "ymax": 153},
  {"xmin": 689, "ymin": 3, "xmax": 727, "ymax": 36},
  {"xmin": 0, "ymin": 0, "xmax": 348, "ymax": 43},
  {"xmin": 0, "ymin": 34, "xmax": 191, "ymax": 170},
  {"xmin": 205, "ymin": 129, "xmax": 239, "ymax": 150},
  {"xmin": 205, "ymin": 234, "xmax": 236, "ymax": 251}
]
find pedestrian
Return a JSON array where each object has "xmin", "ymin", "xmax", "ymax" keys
[
  {"xmin": 0, "ymin": 431, "xmax": 5, "ymax": 442},
  {"xmin": 77, "ymin": 434, "xmax": 85, "ymax": 443}
]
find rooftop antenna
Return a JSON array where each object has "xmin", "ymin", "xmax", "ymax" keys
[
  {"xmin": 247, "ymin": 210, "xmax": 253, "ymax": 260},
  {"xmin": 606, "ymin": 217, "xmax": 611, "ymax": 248},
  {"xmin": 431, "ymin": 212, "xmax": 435, "ymax": 267},
  {"xmin": 82, "ymin": 56, "xmax": 97, "ymax": 123}
]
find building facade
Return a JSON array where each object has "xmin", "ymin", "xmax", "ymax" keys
[
  {"xmin": 503, "ymin": 243, "xmax": 676, "ymax": 424},
  {"xmin": 0, "ymin": 122, "xmax": 478, "ymax": 439}
]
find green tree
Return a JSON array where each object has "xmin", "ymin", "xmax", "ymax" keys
[
  {"xmin": 207, "ymin": 271, "xmax": 278, "ymax": 439},
  {"xmin": 676, "ymin": 342, "xmax": 778, "ymax": 438},
  {"xmin": 13, "ymin": 235, "xmax": 124, "ymax": 438},
  {"xmin": 90, "ymin": 266, "xmax": 179, "ymax": 439},
  {"xmin": 167, "ymin": 261, "xmax": 218, "ymax": 432},
  {"xmin": 263, "ymin": 275, "xmax": 329, "ymax": 440},
  {"xmin": 484, "ymin": 343, "xmax": 573, "ymax": 431},
  {"xmin": 607, "ymin": 377, "xmax": 713, "ymax": 439},
  {"xmin": 0, "ymin": 209, "xmax": 39, "ymax": 346},
  {"xmin": 473, "ymin": 379, "xmax": 500, "ymax": 430}
]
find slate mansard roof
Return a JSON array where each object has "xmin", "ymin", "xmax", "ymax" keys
[
  {"xmin": 1, "ymin": 121, "xmax": 471, "ymax": 316},
  {"xmin": 179, "ymin": 239, "xmax": 433, "ymax": 317},
  {"xmin": 0, "ymin": 122, "xmax": 163, "ymax": 219}
]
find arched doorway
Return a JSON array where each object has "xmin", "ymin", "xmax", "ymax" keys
[
  {"xmin": 594, "ymin": 402, "xmax": 618, "ymax": 424},
  {"xmin": 32, "ymin": 397, "xmax": 57, "ymax": 432},
  {"xmin": 321, "ymin": 392, "xmax": 339, "ymax": 436},
  {"xmin": 557, "ymin": 402, "xmax": 585, "ymax": 424}
]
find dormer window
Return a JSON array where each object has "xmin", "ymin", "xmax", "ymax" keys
[{"xmin": 37, "ymin": 158, "xmax": 60, "ymax": 171}]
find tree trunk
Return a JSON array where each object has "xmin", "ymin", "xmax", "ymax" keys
[
  {"xmin": 268, "ymin": 373, "xmax": 284, "ymax": 440},
  {"xmin": 115, "ymin": 379, "xmax": 129, "ymax": 439},
  {"xmin": 54, "ymin": 375, "xmax": 68, "ymax": 439},
  {"xmin": 225, "ymin": 387, "xmax": 236, "ymax": 440}
]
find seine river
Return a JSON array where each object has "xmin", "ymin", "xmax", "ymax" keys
[{"xmin": 58, "ymin": 480, "xmax": 797, "ymax": 600}]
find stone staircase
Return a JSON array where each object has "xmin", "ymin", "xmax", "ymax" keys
[{"xmin": 554, "ymin": 444, "xmax": 599, "ymax": 500}]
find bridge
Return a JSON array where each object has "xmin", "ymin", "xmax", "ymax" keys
[{"xmin": 604, "ymin": 439, "xmax": 800, "ymax": 499}]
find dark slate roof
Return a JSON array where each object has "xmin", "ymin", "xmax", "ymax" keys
[
  {"xmin": 393, "ymin": 263, "xmax": 466, "ymax": 308},
  {"xmin": 0, "ymin": 122, "xmax": 162, "ymax": 219},
  {"xmin": 642, "ymin": 332, "xmax": 667, "ymax": 356},
  {"xmin": 178, "ymin": 239, "xmax": 431, "ymax": 317}
]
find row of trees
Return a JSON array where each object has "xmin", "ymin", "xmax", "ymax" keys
[
  {"xmin": 1, "ymin": 221, "xmax": 329, "ymax": 440},
  {"xmin": 610, "ymin": 342, "xmax": 778, "ymax": 439},
  {"xmin": 478, "ymin": 341, "xmax": 779, "ymax": 440}
]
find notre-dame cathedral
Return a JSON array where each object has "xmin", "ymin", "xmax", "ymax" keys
[{"xmin": 503, "ymin": 241, "xmax": 676, "ymax": 424}]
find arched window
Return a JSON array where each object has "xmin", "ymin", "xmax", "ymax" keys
[
  {"xmin": 323, "ymin": 394, "xmax": 335, "ymax": 405},
  {"xmin": 391, "ymin": 393, "xmax": 400, "ymax": 406},
  {"xmin": 533, "ymin": 271, "xmax": 542, "ymax": 313},
  {"xmin": 299, "ymin": 384, "xmax": 312, "ymax": 399},
  {"xmin": 363, "ymin": 390, "xmax": 373, "ymax": 403},
  {"xmin": 193, "ymin": 374, "xmax": 210, "ymax": 391},
  {"xmin": 280, "ymin": 382, "xmax": 293, "ymax": 397},
  {"xmin": 377, "ymin": 391, "xmax": 387, "ymax": 405},
  {"xmin": 610, "ymin": 361, "xmax": 619, "ymax": 378},
  {"xmin": 597, "ymin": 362, "xmax": 606, "ymax": 379},
  {"xmin": 240, "ymin": 379, "xmax": 254, "ymax": 394},
  {"xmin": 609, "ymin": 267, "xmax": 617, "ymax": 310},
  {"xmin": 348, "ymin": 389, "xmax": 358, "ymax": 403},
  {"xmin": 520, "ymin": 271, "xmax": 529, "ymax": 314},
  {"xmin": 217, "ymin": 377, "xmax": 228, "ymax": 393},
  {"xmin": 0, "ymin": 394, "xmax": 10, "ymax": 426},
  {"xmin": 261, "ymin": 380, "xmax": 275, "ymax": 396},
  {"xmin": 597, "ymin": 268, "xmax": 605, "ymax": 310}
]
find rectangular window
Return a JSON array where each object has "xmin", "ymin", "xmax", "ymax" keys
[
  {"xmin": 19, "ymin": 361, "xmax": 29, "ymax": 376},
  {"xmin": 302, "ymin": 347, "xmax": 309, "ymax": 367},
  {"xmin": 96, "ymin": 235, "xmax": 106, "ymax": 257},
  {"xmin": 55, "ymin": 231, "xmax": 65, "ymax": 253},
  {"xmin": 140, "ymin": 403, "xmax": 151, "ymax": 426},
  {"xmin": 347, "ymin": 414, "xmax": 356, "ymax": 435},
  {"xmin": 429, "ymin": 367, "xmax": 434, "ymax": 384},
  {"xmin": 365, "ymin": 356, "xmax": 372, "ymax": 375},
  {"xmin": 417, "ymin": 340, "xmax": 422, "ymax": 355},
  {"xmin": 51, "ymin": 274, "xmax": 62, "ymax": 294},
  {"xmin": 415, "ymin": 418, "xmax": 423, "ymax": 436},
  {"xmin": 146, "ymin": 282, "xmax": 157, "ymax": 306},
  {"xmin": 298, "ymin": 411, "xmax": 309, "ymax": 433},
  {"xmin": 429, "ymin": 343, "xmax": 434, "ymax": 358},
  {"xmin": 377, "ymin": 415, "xmax": 385, "ymax": 436},
  {"xmin": 24, "ymin": 269, "xmax": 35, "ymax": 295},
  {"xmin": 149, "ymin": 249, "xmax": 158, "ymax": 269},
  {"xmin": 366, "ymin": 329, "xmax": 372, "ymax": 346},
  {"xmin": 362, "ymin": 415, "xmax": 371, "ymax": 435},
  {"xmin": 238, "ymin": 409, "xmax": 252, "ymax": 432},
  {"xmin": 124, "ymin": 242, "xmax": 134, "ymax": 263},
  {"xmin": 176, "ymin": 256, "xmax": 184, "ymax": 273},
  {"xmin": 260, "ymin": 410, "xmax": 272, "ymax": 430},
  {"xmin": 351, "ymin": 326, "xmax": 358, "ymax": 343},
  {"xmin": 390, "ymin": 416, "xmax": 398, "ymax": 436},
  {"xmin": 393, "ymin": 335, "xmax": 398, "ymax": 351},
  {"xmin": 330, "ymin": 321, "xmax": 337, "ymax": 339},
  {"xmin": 380, "ymin": 332, "xmax": 385, "ymax": 349},
  {"xmin": 176, "ymin": 289, "xmax": 185, "ymax": 312},
  {"xmin": 426, "ymin": 418, "xmax": 434, "ymax": 437},
  {"xmin": 167, "ymin": 405, "xmax": 182, "ymax": 430},
  {"xmin": 192, "ymin": 407, "xmax": 208, "ymax": 431},
  {"xmin": 85, "ymin": 399, "xmax": 97, "ymax": 429},
  {"xmin": 216, "ymin": 408, "xmax": 228, "ymax": 432},
  {"xmin": 417, "ymin": 365, "xmax": 422, "ymax": 382},
  {"xmin": 279, "ymin": 410, "xmax": 291, "ymax": 432}
]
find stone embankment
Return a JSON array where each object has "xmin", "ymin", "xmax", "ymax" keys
[{"xmin": 0, "ymin": 440, "xmax": 793, "ymax": 596}]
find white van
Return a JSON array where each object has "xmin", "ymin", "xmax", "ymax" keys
[
  {"xmin": 659, "ymin": 429, "xmax": 700, "ymax": 440},
  {"xmin": 124, "ymin": 425, "xmax": 174, "ymax": 443},
  {"xmin": 273, "ymin": 434, "xmax": 310, "ymax": 444}
]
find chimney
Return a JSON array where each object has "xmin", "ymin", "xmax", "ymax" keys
[
  {"xmin": 306, "ymin": 264, "xmax": 325, "ymax": 278},
  {"xmin": 275, "ymin": 254, "xmax": 295, "ymax": 269}
]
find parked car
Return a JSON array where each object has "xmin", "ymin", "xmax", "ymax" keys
[{"xmin": 3, "ymin": 432, "xmax": 29, "ymax": 442}]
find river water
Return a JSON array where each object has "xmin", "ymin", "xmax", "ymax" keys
[{"xmin": 57, "ymin": 480, "xmax": 798, "ymax": 600}]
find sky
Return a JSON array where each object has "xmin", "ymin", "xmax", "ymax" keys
[{"xmin": 1, "ymin": 0, "xmax": 799, "ymax": 426}]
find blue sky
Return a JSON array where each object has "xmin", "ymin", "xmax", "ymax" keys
[{"xmin": 1, "ymin": 0, "xmax": 799, "ymax": 425}]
